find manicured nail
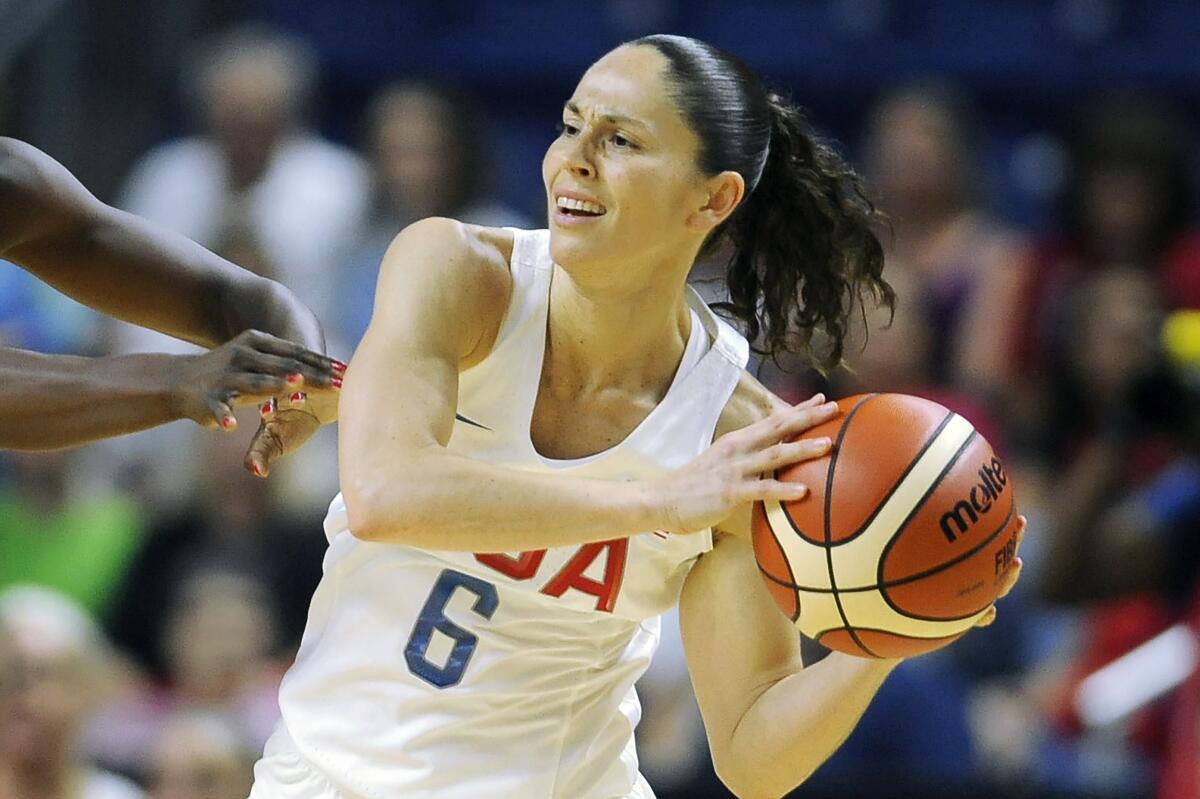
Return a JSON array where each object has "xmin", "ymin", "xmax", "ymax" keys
[
  {"xmin": 251, "ymin": 462, "xmax": 265, "ymax": 478},
  {"xmin": 821, "ymin": 401, "xmax": 838, "ymax": 412},
  {"xmin": 289, "ymin": 391, "xmax": 305, "ymax": 404},
  {"xmin": 220, "ymin": 416, "xmax": 236, "ymax": 430},
  {"xmin": 287, "ymin": 373, "xmax": 303, "ymax": 386},
  {"xmin": 332, "ymin": 360, "xmax": 348, "ymax": 373},
  {"xmin": 789, "ymin": 483, "xmax": 808, "ymax": 497},
  {"xmin": 815, "ymin": 436, "xmax": 832, "ymax": 450},
  {"xmin": 331, "ymin": 376, "xmax": 343, "ymax": 389},
  {"xmin": 260, "ymin": 398, "xmax": 276, "ymax": 416}
]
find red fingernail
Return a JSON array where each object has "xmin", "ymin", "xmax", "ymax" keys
[
  {"xmin": 251, "ymin": 462, "xmax": 265, "ymax": 477},
  {"xmin": 332, "ymin": 360, "xmax": 348, "ymax": 373},
  {"xmin": 290, "ymin": 391, "xmax": 305, "ymax": 403},
  {"xmin": 260, "ymin": 399, "xmax": 275, "ymax": 416},
  {"xmin": 331, "ymin": 376, "xmax": 343, "ymax": 389},
  {"xmin": 287, "ymin": 373, "xmax": 302, "ymax": 385},
  {"xmin": 221, "ymin": 416, "xmax": 235, "ymax": 430}
]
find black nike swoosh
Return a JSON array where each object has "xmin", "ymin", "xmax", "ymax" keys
[{"xmin": 454, "ymin": 413, "xmax": 492, "ymax": 431}]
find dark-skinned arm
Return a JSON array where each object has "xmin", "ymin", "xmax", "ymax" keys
[
  {"xmin": 0, "ymin": 136, "xmax": 324, "ymax": 349},
  {"xmin": 0, "ymin": 137, "xmax": 343, "ymax": 454}
]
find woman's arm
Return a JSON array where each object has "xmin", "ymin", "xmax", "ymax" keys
[
  {"xmin": 0, "ymin": 136, "xmax": 327, "ymax": 353},
  {"xmin": 680, "ymin": 526, "xmax": 899, "ymax": 799},
  {"xmin": 338, "ymin": 218, "xmax": 833, "ymax": 550},
  {"xmin": 680, "ymin": 379, "xmax": 1021, "ymax": 799}
]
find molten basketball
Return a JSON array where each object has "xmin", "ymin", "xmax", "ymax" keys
[{"xmin": 752, "ymin": 393, "xmax": 1021, "ymax": 658}]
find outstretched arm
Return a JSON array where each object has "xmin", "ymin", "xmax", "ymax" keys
[
  {"xmin": 0, "ymin": 138, "xmax": 343, "ymax": 455},
  {"xmin": 0, "ymin": 136, "xmax": 324, "ymax": 351},
  {"xmin": 0, "ymin": 331, "xmax": 338, "ymax": 451}
]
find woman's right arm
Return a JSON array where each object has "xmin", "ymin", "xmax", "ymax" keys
[{"xmin": 339, "ymin": 218, "xmax": 830, "ymax": 552}]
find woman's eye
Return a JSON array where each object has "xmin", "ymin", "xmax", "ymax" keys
[
  {"xmin": 558, "ymin": 122, "xmax": 579, "ymax": 137},
  {"xmin": 611, "ymin": 134, "xmax": 635, "ymax": 149}
]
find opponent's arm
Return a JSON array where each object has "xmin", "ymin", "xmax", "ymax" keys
[
  {"xmin": 0, "ymin": 136, "xmax": 326, "ymax": 352},
  {"xmin": 0, "ymin": 330, "xmax": 339, "ymax": 450},
  {"xmin": 338, "ymin": 218, "xmax": 832, "ymax": 551}
]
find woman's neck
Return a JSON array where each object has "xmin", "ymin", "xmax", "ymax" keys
[{"xmin": 544, "ymin": 266, "xmax": 692, "ymax": 397}]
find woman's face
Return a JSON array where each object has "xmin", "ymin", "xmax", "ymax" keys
[
  {"xmin": 542, "ymin": 46, "xmax": 715, "ymax": 285},
  {"xmin": 867, "ymin": 98, "xmax": 964, "ymax": 214}
]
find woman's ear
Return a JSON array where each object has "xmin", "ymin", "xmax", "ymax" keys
[{"xmin": 687, "ymin": 171, "xmax": 745, "ymax": 233}]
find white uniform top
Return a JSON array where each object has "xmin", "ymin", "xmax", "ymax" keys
[{"xmin": 271, "ymin": 229, "xmax": 749, "ymax": 799}]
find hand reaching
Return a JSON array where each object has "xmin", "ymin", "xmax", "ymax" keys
[
  {"xmin": 653, "ymin": 394, "xmax": 840, "ymax": 535},
  {"xmin": 168, "ymin": 329, "xmax": 343, "ymax": 431},
  {"xmin": 244, "ymin": 367, "xmax": 342, "ymax": 478}
]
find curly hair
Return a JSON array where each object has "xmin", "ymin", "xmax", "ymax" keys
[{"xmin": 633, "ymin": 35, "xmax": 893, "ymax": 370}]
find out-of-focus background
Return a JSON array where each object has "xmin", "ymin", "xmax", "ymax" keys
[{"xmin": 2, "ymin": 1, "xmax": 1199, "ymax": 798}]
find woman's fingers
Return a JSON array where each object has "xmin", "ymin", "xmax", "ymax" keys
[
  {"xmin": 743, "ymin": 436, "xmax": 833, "ymax": 476},
  {"xmin": 739, "ymin": 401, "xmax": 839, "ymax": 451}
]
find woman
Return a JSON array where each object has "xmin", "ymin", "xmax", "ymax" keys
[{"xmin": 250, "ymin": 36, "xmax": 1020, "ymax": 799}]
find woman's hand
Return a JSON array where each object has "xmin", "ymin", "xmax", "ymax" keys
[
  {"xmin": 654, "ymin": 394, "xmax": 839, "ymax": 534},
  {"xmin": 974, "ymin": 516, "xmax": 1025, "ymax": 627},
  {"xmin": 243, "ymin": 375, "xmax": 341, "ymax": 478}
]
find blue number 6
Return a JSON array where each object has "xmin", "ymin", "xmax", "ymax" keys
[{"xmin": 405, "ymin": 569, "xmax": 498, "ymax": 688}]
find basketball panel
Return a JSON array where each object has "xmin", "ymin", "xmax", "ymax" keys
[
  {"xmin": 851, "ymin": 627, "xmax": 970, "ymax": 658},
  {"xmin": 879, "ymin": 438, "xmax": 1014, "ymax": 585},
  {"xmin": 881, "ymin": 507, "xmax": 1021, "ymax": 620},
  {"xmin": 758, "ymin": 572, "xmax": 800, "ymax": 621},
  {"xmin": 816, "ymin": 628, "xmax": 876, "ymax": 657},
  {"xmin": 826, "ymin": 394, "xmax": 954, "ymax": 544},
  {"xmin": 751, "ymin": 500, "xmax": 795, "ymax": 584}
]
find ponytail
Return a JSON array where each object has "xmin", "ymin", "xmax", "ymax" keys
[
  {"xmin": 632, "ymin": 34, "xmax": 893, "ymax": 370},
  {"xmin": 712, "ymin": 94, "xmax": 892, "ymax": 370}
]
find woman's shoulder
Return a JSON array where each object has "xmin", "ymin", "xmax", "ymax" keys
[
  {"xmin": 381, "ymin": 218, "xmax": 516, "ymax": 297},
  {"xmin": 389, "ymin": 217, "xmax": 515, "ymax": 269},
  {"xmin": 714, "ymin": 369, "xmax": 791, "ymax": 438}
]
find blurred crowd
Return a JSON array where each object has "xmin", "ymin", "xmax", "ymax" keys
[{"xmin": 1, "ymin": 16, "xmax": 1199, "ymax": 799}]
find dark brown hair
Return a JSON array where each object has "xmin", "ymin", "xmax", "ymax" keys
[{"xmin": 633, "ymin": 34, "xmax": 893, "ymax": 369}]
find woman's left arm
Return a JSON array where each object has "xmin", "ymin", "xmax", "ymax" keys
[{"xmin": 679, "ymin": 520, "xmax": 899, "ymax": 799}]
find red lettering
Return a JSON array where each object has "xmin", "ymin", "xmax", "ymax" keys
[
  {"xmin": 540, "ymin": 539, "xmax": 628, "ymax": 613},
  {"xmin": 474, "ymin": 550, "xmax": 546, "ymax": 580}
]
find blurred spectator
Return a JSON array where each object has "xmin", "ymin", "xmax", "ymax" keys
[
  {"xmin": 0, "ymin": 450, "xmax": 143, "ymax": 619},
  {"xmin": 338, "ymin": 81, "xmax": 532, "ymax": 346},
  {"xmin": 1037, "ymin": 267, "xmax": 1200, "ymax": 797},
  {"xmin": 0, "ymin": 585, "xmax": 142, "ymax": 799},
  {"xmin": 862, "ymin": 80, "xmax": 1030, "ymax": 404},
  {"xmin": 146, "ymin": 713, "xmax": 255, "ymax": 799},
  {"xmin": 102, "ymin": 428, "xmax": 324, "ymax": 675},
  {"xmin": 834, "ymin": 264, "xmax": 1007, "ymax": 448},
  {"xmin": 116, "ymin": 22, "xmax": 369, "ymax": 346},
  {"xmin": 1018, "ymin": 96, "xmax": 1200, "ymax": 427},
  {"xmin": 88, "ymin": 566, "xmax": 285, "ymax": 779},
  {"xmin": 95, "ymin": 22, "xmax": 366, "ymax": 515}
]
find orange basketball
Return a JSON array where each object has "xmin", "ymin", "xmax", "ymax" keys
[{"xmin": 752, "ymin": 393, "xmax": 1021, "ymax": 658}]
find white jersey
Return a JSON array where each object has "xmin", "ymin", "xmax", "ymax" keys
[{"xmin": 266, "ymin": 229, "xmax": 749, "ymax": 799}]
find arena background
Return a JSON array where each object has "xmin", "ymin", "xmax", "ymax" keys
[{"xmin": 2, "ymin": 1, "xmax": 1199, "ymax": 798}]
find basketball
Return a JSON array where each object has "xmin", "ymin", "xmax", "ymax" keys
[{"xmin": 752, "ymin": 393, "xmax": 1021, "ymax": 658}]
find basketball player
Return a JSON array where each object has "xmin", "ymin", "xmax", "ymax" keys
[
  {"xmin": 250, "ymin": 36, "xmax": 1023, "ymax": 798},
  {"xmin": 0, "ymin": 137, "xmax": 342, "ymax": 471}
]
